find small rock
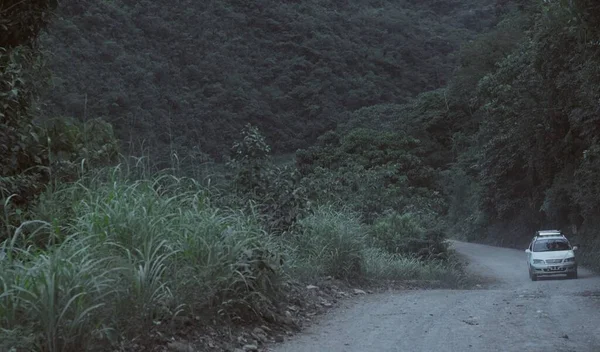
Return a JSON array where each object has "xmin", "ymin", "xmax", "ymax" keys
[
  {"xmin": 353, "ymin": 289, "xmax": 367, "ymax": 295},
  {"xmin": 306, "ymin": 285, "xmax": 319, "ymax": 290},
  {"xmin": 281, "ymin": 315, "xmax": 295, "ymax": 326},
  {"xmin": 275, "ymin": 335, "xmax": 284, "ymax": 343},
  {"xmin": 243, "ymin": 343, "xmax": 258, "ymax": 351},
  {"xmin": 561, "ymin": 334, "xmax": 569, "ymax": 339},
  {"xmin": 167, "ymin": 341, "xmax": 194, "ymax": 352},
  {"xmin": 252, "ymin": 332, "xmax": 267, "ymax": 343}
]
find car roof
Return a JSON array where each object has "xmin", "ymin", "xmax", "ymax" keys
[
  {"xmin": 537, "ymin": 229, "xmax": 561, "ymax": 234},
  {"xmin": 535, "ymin": 230, "xmax": 563, "ymax": 237},
  {"xmin": 534, "ymin": 236, "xmax": 566, "ymax": 241}
]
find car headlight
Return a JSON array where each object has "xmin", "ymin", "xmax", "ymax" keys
[
  {"xmin": 564, "ymin": 257, "xmax": 575, "ymax": 263},
  {"xmin": 533, "ymin": 259, "xmax": 545, "ymax": 264}
]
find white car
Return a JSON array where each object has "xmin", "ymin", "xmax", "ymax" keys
[{"xmin": 525, "ymin": 230, "xmax": 578, "ymax": 281}]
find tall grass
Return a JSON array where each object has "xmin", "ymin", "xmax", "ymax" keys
[
  {"xmin": 0, "ymin": 165, "xmax": 466, "ymax": 351},
  {"xmin": 0, "ymin": 167, "xmax": 284, "ymax": 351},
  {"xmin": 286, "ymin": 206, "xmax": 367, "ymax": 280},
  {"xmin": 362, "ymin": 247, "xmax": 468, "ymax": 287}
]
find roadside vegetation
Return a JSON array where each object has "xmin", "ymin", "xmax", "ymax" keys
[{"xmin": 0, "ymin": 151, "xmax": 467, "ymax": 351}]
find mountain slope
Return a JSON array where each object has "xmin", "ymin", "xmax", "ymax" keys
[{"xmin": 40, "ymin": 0, "xmax": 496, "ymax": 162}]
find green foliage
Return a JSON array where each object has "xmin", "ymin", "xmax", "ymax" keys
[
  {"xmin": 1, "ymin": 0, "xmax": 120, "ymax": 243},
  {"xmin": 470, "ymin": 0, "xmax": 600, "ymax": 234},
  {"xmin": 0, "ymin": 166, "xmax": 465, "ymax": 351},
  {"xmin": 394, "ymin": 0, "xmax": 600, "ymax": 253},
  {"xmin": 369, "ymin": 212, "xmax": 449, "ymax": 260},
  {"xmin": 0, "ymin": 0, "xmax": 58, "ymax": 48},
  {"xmin": 38, "ymin": 0, "xmax": 497, "ymax": 160},
  {"xmin": 362, "ymin": 247, "xmax": 466, "ymax": 286},
  {"xmin": 329, "ymin": 0, "xmax": 600, "ymax": 256},
  {"xmin": 0, "ymin": 114, "xmax": 119, "ymax": 241},
  {"xmin": 0, "ymin": 235, "xmax": 118, "ymax": 352},
  {"xmin": 370, "ymin": 212, "xmax": 423, "ymax": 254},
  {"xmin": 1, "ymin": 17, "xmax": 119, "ymax": 242},
  {"xmin": 1, "ymin": 169, "xmax": 286, "ymax": 351},
  {"xmin": 1, "ymin": 47, "xmax": 49, "ymax": 207},
  {"xmin": 297, "ymin": 128, "xmax": 446, "ymax": 223},
  {"xmin": 441, "ymin": 166, "xmax": 486, "ymax": 240},
  {"xmin": 225, "ymin": 125, "xmax": 309, "ymax": 234},
  {"xmin": 228, "ymin": 123, "xmax": 272, "ymax": 192},
  {"xmin": 572, "ymin": 143, "xmax": 600, "ymax": 217},
  {"xmin": 289, "ymin": 206, "xmax": 366, "ymax": 280}
]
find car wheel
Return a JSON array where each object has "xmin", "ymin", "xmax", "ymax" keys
[
  {"xmin": 568, "ymin": 270, "xmax": 578, "ymax": 279},
  {"xmin": 529, "ymin": 266, "xmax": 537, "ymax": 281}
]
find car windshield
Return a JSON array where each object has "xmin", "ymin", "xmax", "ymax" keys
[{"xmin": 532, "ymin": 239, "xmax": 571, "ymax": 252}]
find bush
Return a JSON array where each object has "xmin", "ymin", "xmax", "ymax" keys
[
  {"xmin": 369, "ymin": 212, "xmax": 449, "ymax": 260},
  {"xmin": 369, "ymin": 212, "xmax": 424, "ymax": 253},
  {"xmin": 287, "ymin": 206, "xmax": 367, "ymax": 280}
]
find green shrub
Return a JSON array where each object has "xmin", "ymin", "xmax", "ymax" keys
[
  {"xmin": 363, "ymin": 248, "xmax": 442, "ymax": 281},
  {"xmin": 369, "ymin": 212, "xmax": 424, "ymax": 253},
  {"xmin": 225, "ymin": 125, "xmax": 309, "ymax": 234},
  {"xmin": 288, "ymin": 206, "xmax": 367, "ymax": 280},
  {"xmin": 369, "ymin": 212, "xmax": 449, "ymax": 260}
]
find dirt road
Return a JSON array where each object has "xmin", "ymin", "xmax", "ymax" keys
[{"xmin": 268, "ymin": 241, "xmax": 600, "ymax": 352}]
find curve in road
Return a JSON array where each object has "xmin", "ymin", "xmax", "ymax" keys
[{"xmin": 268, "ymin": 241, "xmax": 600, "ymax": 352}]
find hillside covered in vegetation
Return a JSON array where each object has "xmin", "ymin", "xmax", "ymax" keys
[{"xmin": 39, "ymin": 0, "xmax": 496, "ymax": 162}]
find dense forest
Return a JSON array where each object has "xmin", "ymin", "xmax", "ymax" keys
[
  {"xmin": 2, "ymin": 0, "xmax": 600, "ymax": 350},
  {"xmin": 39, "ymin": 0, "xmax": 497, "ymax": 162}
]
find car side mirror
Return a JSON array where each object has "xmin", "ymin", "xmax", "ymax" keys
[
  {"xmin": 525, "ymin": 249, "xmax": 531, "ymax": 253},
  {"xmin": 572, "ymin": 245, "xmax": 579, "ymax": 251}
]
